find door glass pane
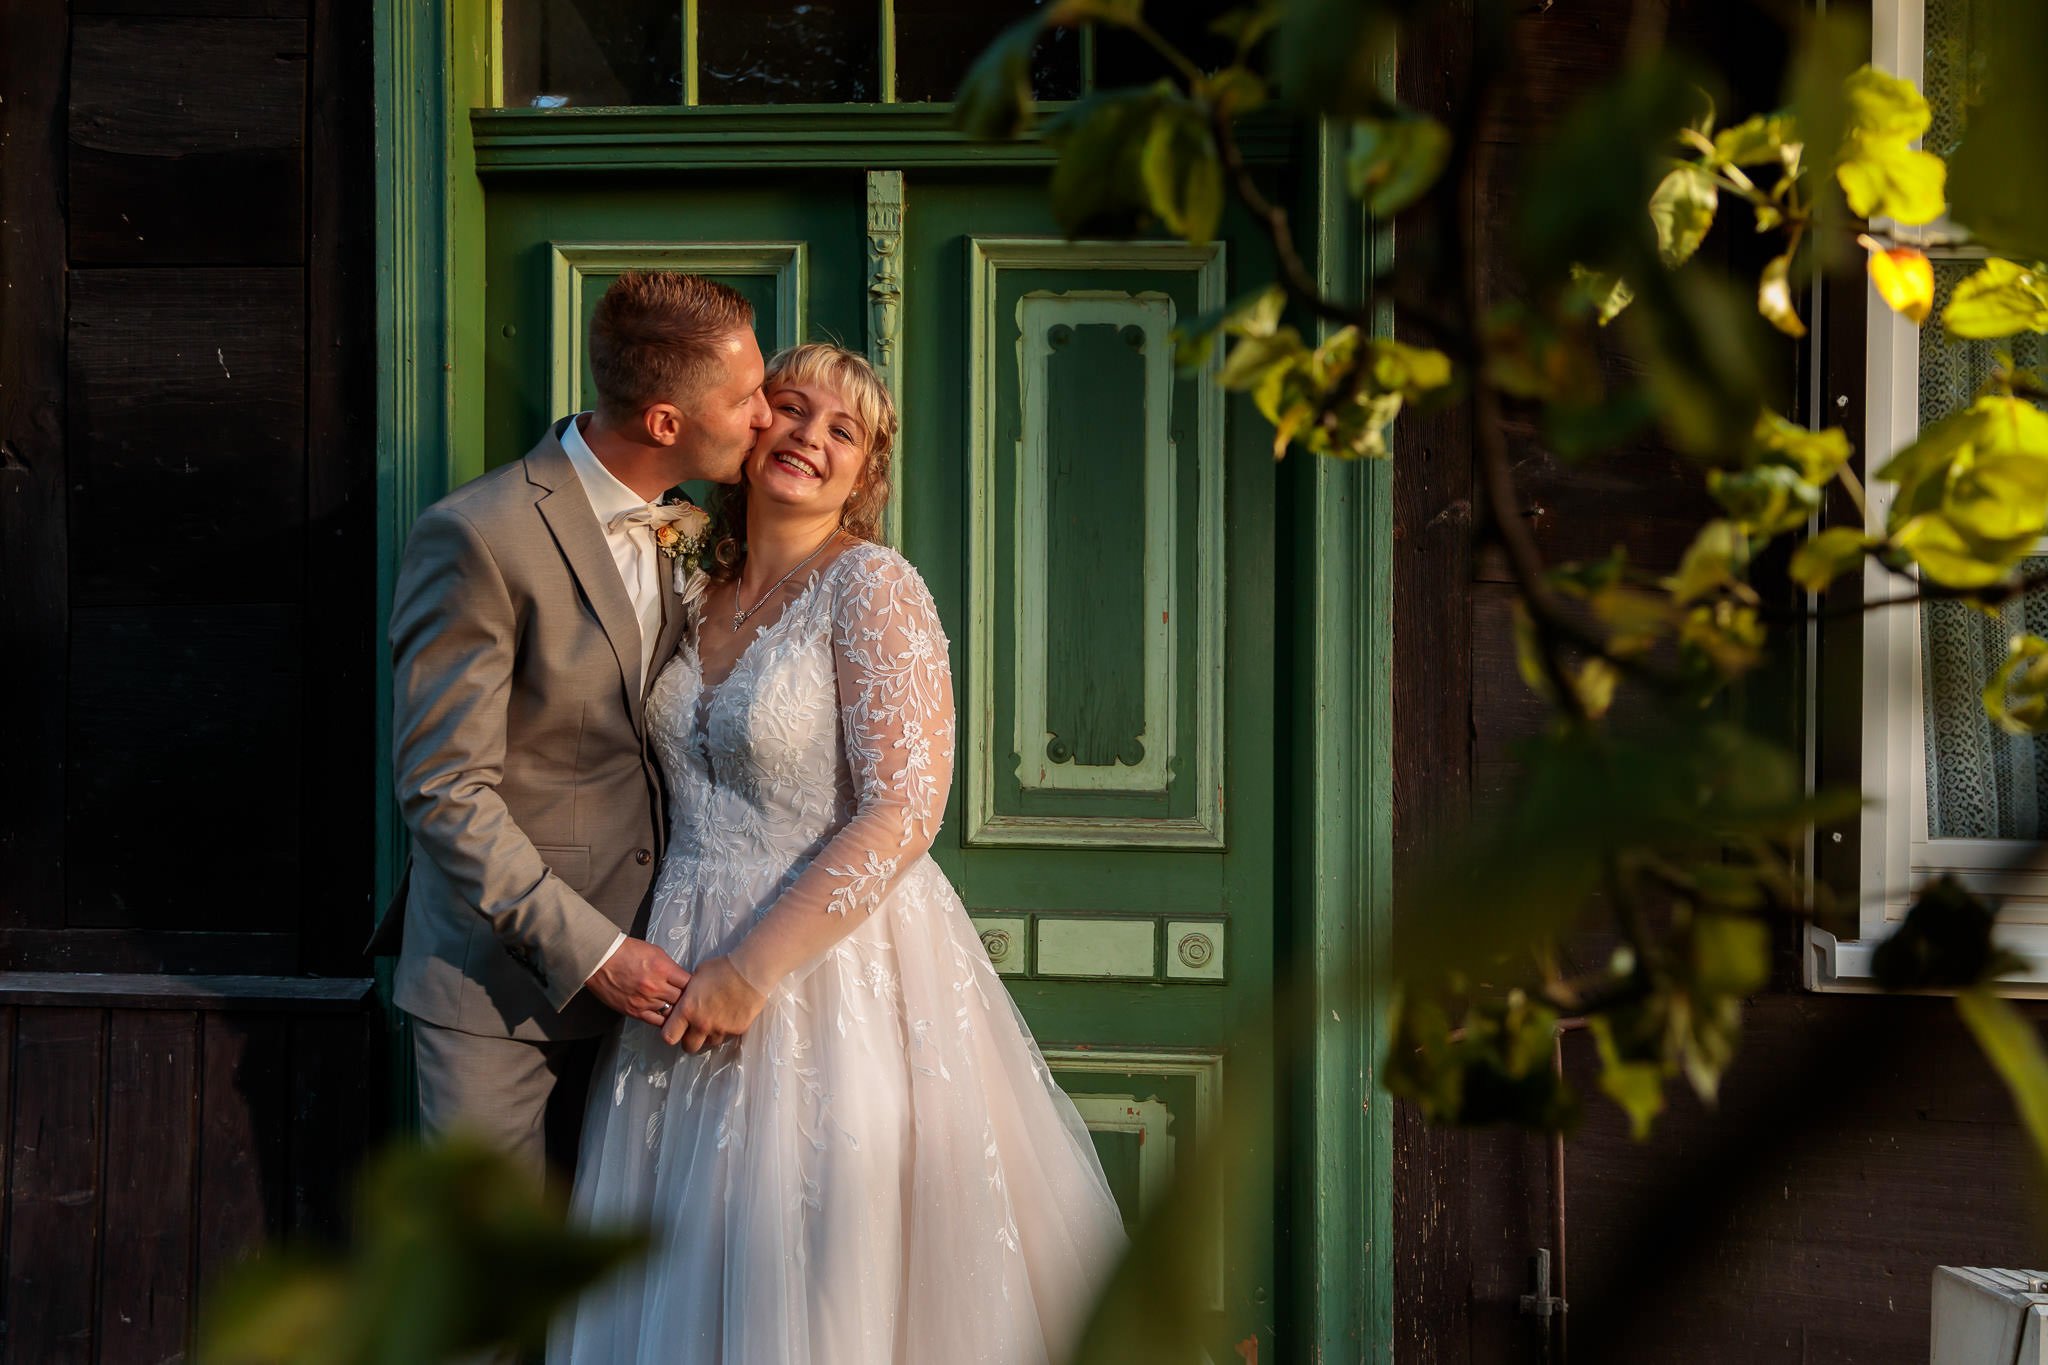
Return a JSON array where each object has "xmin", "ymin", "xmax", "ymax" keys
[
  {"xmin": 892, "ymin": 0, "xmax": 1081, "ymax": 103},
  {"xmin": 697, "ymin": 0, "xmax": 880, "ymax": 104},
  {"xmin": 501, "ymin": 0, "xmax": 685, "ymax": 108},
  {"xmin": 1918, "ymin": 259, "xmax": 2048, "ymax": 841},
  {"xmin": 1092, "ymin": 0, "xmax": 1237, "ymax": 88}
]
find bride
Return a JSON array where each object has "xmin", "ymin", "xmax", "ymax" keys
[{"xmin": 551, "ymin": 343, "xmax": 1127, "ymax": 1364}]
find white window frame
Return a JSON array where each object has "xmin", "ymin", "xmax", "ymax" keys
[{"xmin": 1805, "ymin": 0, "xmax": 2048, "ymax": 993}]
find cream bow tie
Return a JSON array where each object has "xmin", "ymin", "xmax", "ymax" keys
[{"xmin": 605, "ymin": 502, "xmax": 697, "ymax": 535}]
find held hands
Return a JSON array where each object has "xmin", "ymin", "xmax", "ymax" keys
[
  {"xmin": 661, "ymin": 956, "xmax": 767, "ymax": 1053},
  {"xmin": 586, "ymin": 937, "xmax": 692, "ymax": 1028}
]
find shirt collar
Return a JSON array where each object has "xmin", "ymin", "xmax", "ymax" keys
[{"xmin": 559, "ymin": 413, "xmax": 653, "ymax": 526}]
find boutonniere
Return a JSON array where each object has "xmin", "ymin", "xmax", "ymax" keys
[
  {"xmin": 651, "ymin": 494, "xmax": 712, "ymax": 566},
  {"xmin": 653, "ymin": 494, "xmax": 714, "ymax": 610}
]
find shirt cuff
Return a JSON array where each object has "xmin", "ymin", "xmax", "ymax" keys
[{"xmin": 581, "ymin": 931, "xmax": 628, "ymax": 988}]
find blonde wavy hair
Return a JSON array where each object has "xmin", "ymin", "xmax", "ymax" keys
[{"xmin": 707, "ymin": 343, "xmax": 898, "ymax": 581}]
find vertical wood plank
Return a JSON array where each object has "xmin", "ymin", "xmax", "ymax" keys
[
  {"xmin": 285, "ymin": 1014, "xmax": 377, "ymax": 1244},
  {"xmin": 0, "ymin": 0, "xmax": 70, "ymax": 930},
  {"xmin": 97, "ymin": 1010, "xmax": 199, "ymax": 1363},
  {"xmin": 302, "ymin": 0, "xmax": 378, "ymax": 975},
  {"xmin": 195, "ymin": 1013, "xmax": 289, "ymax": 1302},
  {"xmin": 0, "ymin": 1006, "xmax": 16, "ymax": 1359},
  {"xmin": 1392, "ymin": 0, "xmax": 1477, "ymax": 1358},
  {"xmin": 9, "ymin": 1009, "xmax": 105, "ymax": 1364}
]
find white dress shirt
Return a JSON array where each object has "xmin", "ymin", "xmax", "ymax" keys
[
  {"xmin": 560, "ymin": 412, "xmax": 670, "ymax": 691},
  {"xmin": 558, "ymin": 412, "xmax": 669, "ymax": 987}
]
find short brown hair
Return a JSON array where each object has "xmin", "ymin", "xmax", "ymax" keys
[{"xmin": 587, "ymin": 271, "xmax": 755, "ymax": 419}]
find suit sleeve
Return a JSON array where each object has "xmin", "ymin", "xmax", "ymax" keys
[
  {"xmin": 389, "ymin": 505, "xmax": 622, "ymax": 1010},
  {"xmin": 726, "ymin": 553, "xmax": 955, "ymax": 993}
]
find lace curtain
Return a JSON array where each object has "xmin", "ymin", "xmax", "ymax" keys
[{"xmin": 1918, "ymin": 258, "xmax": 2048, "ymax": 839}]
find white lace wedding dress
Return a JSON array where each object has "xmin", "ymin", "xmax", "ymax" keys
[{"xmin": 550, "ymin": 541, "xmax": 1126, "ymax": 1365}]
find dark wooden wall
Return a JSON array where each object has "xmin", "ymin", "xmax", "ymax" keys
[
  {"xmin": 1389, "ymin": 1, "xmax": 2048, "ymax": 1362},
  {"xmin": 0, "ymin": 1, "xmax": 382, "ymax": 1359}
]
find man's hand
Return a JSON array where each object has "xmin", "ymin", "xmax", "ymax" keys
[
  {"xmin": 585, "ymin": 938, "xmax": 691, "ymax": 1027},
  {"xmin": 662, "ymin": 956, "xmax": 767, "ymax": 1053}
]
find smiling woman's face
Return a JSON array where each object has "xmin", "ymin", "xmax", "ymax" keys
[{"xmin": 744, "ymin": 380, "xmax": 870, "ymax": 519}]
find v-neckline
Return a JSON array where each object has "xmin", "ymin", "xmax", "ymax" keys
[{"xmin": 692, "ymin": 548, "xmax": 852, "ymax": 700}]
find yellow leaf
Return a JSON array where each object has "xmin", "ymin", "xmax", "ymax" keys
[
  {"xmin": 1866, "ymin": 243, "xmax": 1934, "ymax": 324},
  {"xmin": 1758, "ymin": 252, "xmax": 1807, "ymax": 339}
]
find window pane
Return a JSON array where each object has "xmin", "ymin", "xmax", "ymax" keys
[
  {"xmin": 1924, "ymin": 558, "xmax": 2048, "ymax": 840},
  {"xmin": 500, "ymin": 0, "xmax": 685, "ymax": 108},
  {"xmin": 1918, "ymin": 261, "xmax": 2048, "ymax": 842},
  {"xmin": 892, "ymin": 0, "xmax": 1081, "ymax": 103},
  {"xmin": 697, "ymin": 0, "xmax": 880, "ymax": 104},
  {"xmin": 1923, "ymin": 0, "xmax": 1985, "ymax": 162}
]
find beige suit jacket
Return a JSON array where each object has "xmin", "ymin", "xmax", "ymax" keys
[{"xmin": 368, "ymin": 419, "xmax": 692, "ymax": 1041}]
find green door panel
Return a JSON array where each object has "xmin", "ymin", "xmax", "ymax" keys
[{"xmin": 480, "ymin": 177, "xmax": 869, "ymax": 469}]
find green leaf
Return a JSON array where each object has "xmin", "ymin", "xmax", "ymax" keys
[
  {"xmin": 1217, "ymin": 327, "xmax": 1310, "ymax": 392},
  {"xmin": 1841, "ymin": 62, "xmax": 1931, "ymax": 142},
  {"xmin": 1789, "ymin": 526, "xmax": 1876, "ymax": 592},
  {"xmin": 1201, "ymin": 66, "xmax": 1270, "ymax": 116},
  {"xmin": 1709, "ymin": 464, "xmax": 1822, "ymax": 537},
  {"xmin": 1046, "ymin": 0, "xmax": 1144, "ymax": 20},
  {"xmin": 1348, "ymin": 111, "xmax": 1452, "ymax": 217},
  {"xmin": 1834, "ymin": 64, "xmax": 1947, "ymax": 225},
  {"xmin": 1649, "ymin": 164, "xmax": 1720, "ymax": 268},
  {"xmin": 1172, "ymin": 284, "xmax": 1288, "ymax": 368},
  {"xmin": 1837, "ymin": 138, "xmax": 1948, "ymax": 225},
  {"xmin": 1590, "ymin": 1015, "xmax": 1667, "ymax": 1141},
  {"xmin": 1211, "ymin": 0, "xmax": 1284, "ymax": 54},
  {"xmin": 1712, "ymin": 113, "xmax": 1797, "ymax": 168},
  {"xmin": 953, "ymin": 16, "xmax": 1047, "ymax": 140},
  {"xmin": 1956, "ymin": 986, "xmax": 2048, "ymax": 1181},
  {"xmin": 198, "ymin": 1140, "xmax": 649, "ymax": 1365},
  {"xmin": 1138, "ymin": 100, "xmax": 1224, "ymax": 244},
  {"xmin": 1046, "ymin": 86, "xmax": 1178, "ymax": 238},
  {"xmin": 1757, "ymin": 251, "xmax": 1807, "ymax": 339},
  {"xmin": 1679, "ymin": 600, "xmax": 1766, "ymax": 679},
  {"xmin": 1986, "ymin": 633, "xmax": 2048, "ymax": 736},
  {"xmin": 1276, "ymin": 0, "xmax": 1414, "ymax": 118},
  {"xmin": 1568, "ymin": 264, "xmax": 1635, "ymax": 325},
  {"xmin": 1665, "ymin": 519, "xmax": 1750, "ymax": 605},
  {"xmin": 1944, "ymin": 258, "xmax": 2048, "ymax": 340},
  {"xmin": 1877, "ymin": 395, "xmax": 2048, "ymax": 588},
  {"xmin": 1691, "ymin": 914, "xmax": 1770, "ymax": 996},
  {"xmin": 1751, "ymin": 409, "xmax": 1852, "ymax": 484}
]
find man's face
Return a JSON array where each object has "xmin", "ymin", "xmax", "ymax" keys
[{"xmin": 672, "ymin": 328, "xmax": 770, "ymax": 483}]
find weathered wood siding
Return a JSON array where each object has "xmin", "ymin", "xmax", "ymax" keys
[
  {"xmin": 0, "ymin": 2, "xmax": 381, "ymax": 1359},
  {"xmin": 1, "ymin": 0, "xmax": 373, "ymax": 976},
  {"xmin": 0, "ymin": 980, "xmax": 382, "ymax": 1363},
  {"xmin": 1391, "ymin": 1, "xmax": 2048, "ymax": 1361}
]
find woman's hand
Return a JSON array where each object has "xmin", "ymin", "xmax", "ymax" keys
[{"xmin": 662, "ymin": 955, "xmax": 767, "ymax": 1052}]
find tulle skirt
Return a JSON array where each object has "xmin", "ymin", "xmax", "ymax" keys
[{"xmin": 549, "ymin": 855, "xmax": 1127, "ymax": 1365}]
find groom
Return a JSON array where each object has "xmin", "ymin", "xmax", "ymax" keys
[{"xmin": 371, "ymin": 271, "xmax": 770, "ymax": 1179}]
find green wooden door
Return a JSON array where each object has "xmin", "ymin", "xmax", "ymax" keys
[{"xmin": 479, "ymin": 164, "xmax": 1282, "ymax": 1356}]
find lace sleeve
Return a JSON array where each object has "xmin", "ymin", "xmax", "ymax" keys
[{"xmin": 726, "ymin": 550, "xmax": 956, "ymax": 992}]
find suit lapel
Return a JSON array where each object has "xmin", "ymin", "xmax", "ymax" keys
[
  {"xmin": 526, "ymin": 422, "xmax": 646, "ymax": 732},
  {"xmin": 648, "ymin": 546, "xmax": 693, "ymax": 696}
]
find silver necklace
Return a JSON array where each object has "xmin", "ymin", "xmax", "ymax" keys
[{"xmin": 731, "ymin": 526, "xmax": 842, "ymax": 632}]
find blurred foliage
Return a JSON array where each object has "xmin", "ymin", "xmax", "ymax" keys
[
  {"xmin": 198, "ymin": 1141, "xmax": 645, "ymax": 1365},
  {"xmin": 953, "ymin": 0, "xmax": 2048, "ymax": 1163}
]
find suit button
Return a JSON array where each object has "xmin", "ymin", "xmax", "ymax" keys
[{"xmin": 635, "ymin": 848, "xmax": 652, "ymax": 866}]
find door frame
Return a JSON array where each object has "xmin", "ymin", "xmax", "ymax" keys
[{"xmin": 370, "ymin": 3, "xmax": 1393, "ymax": 1353}]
